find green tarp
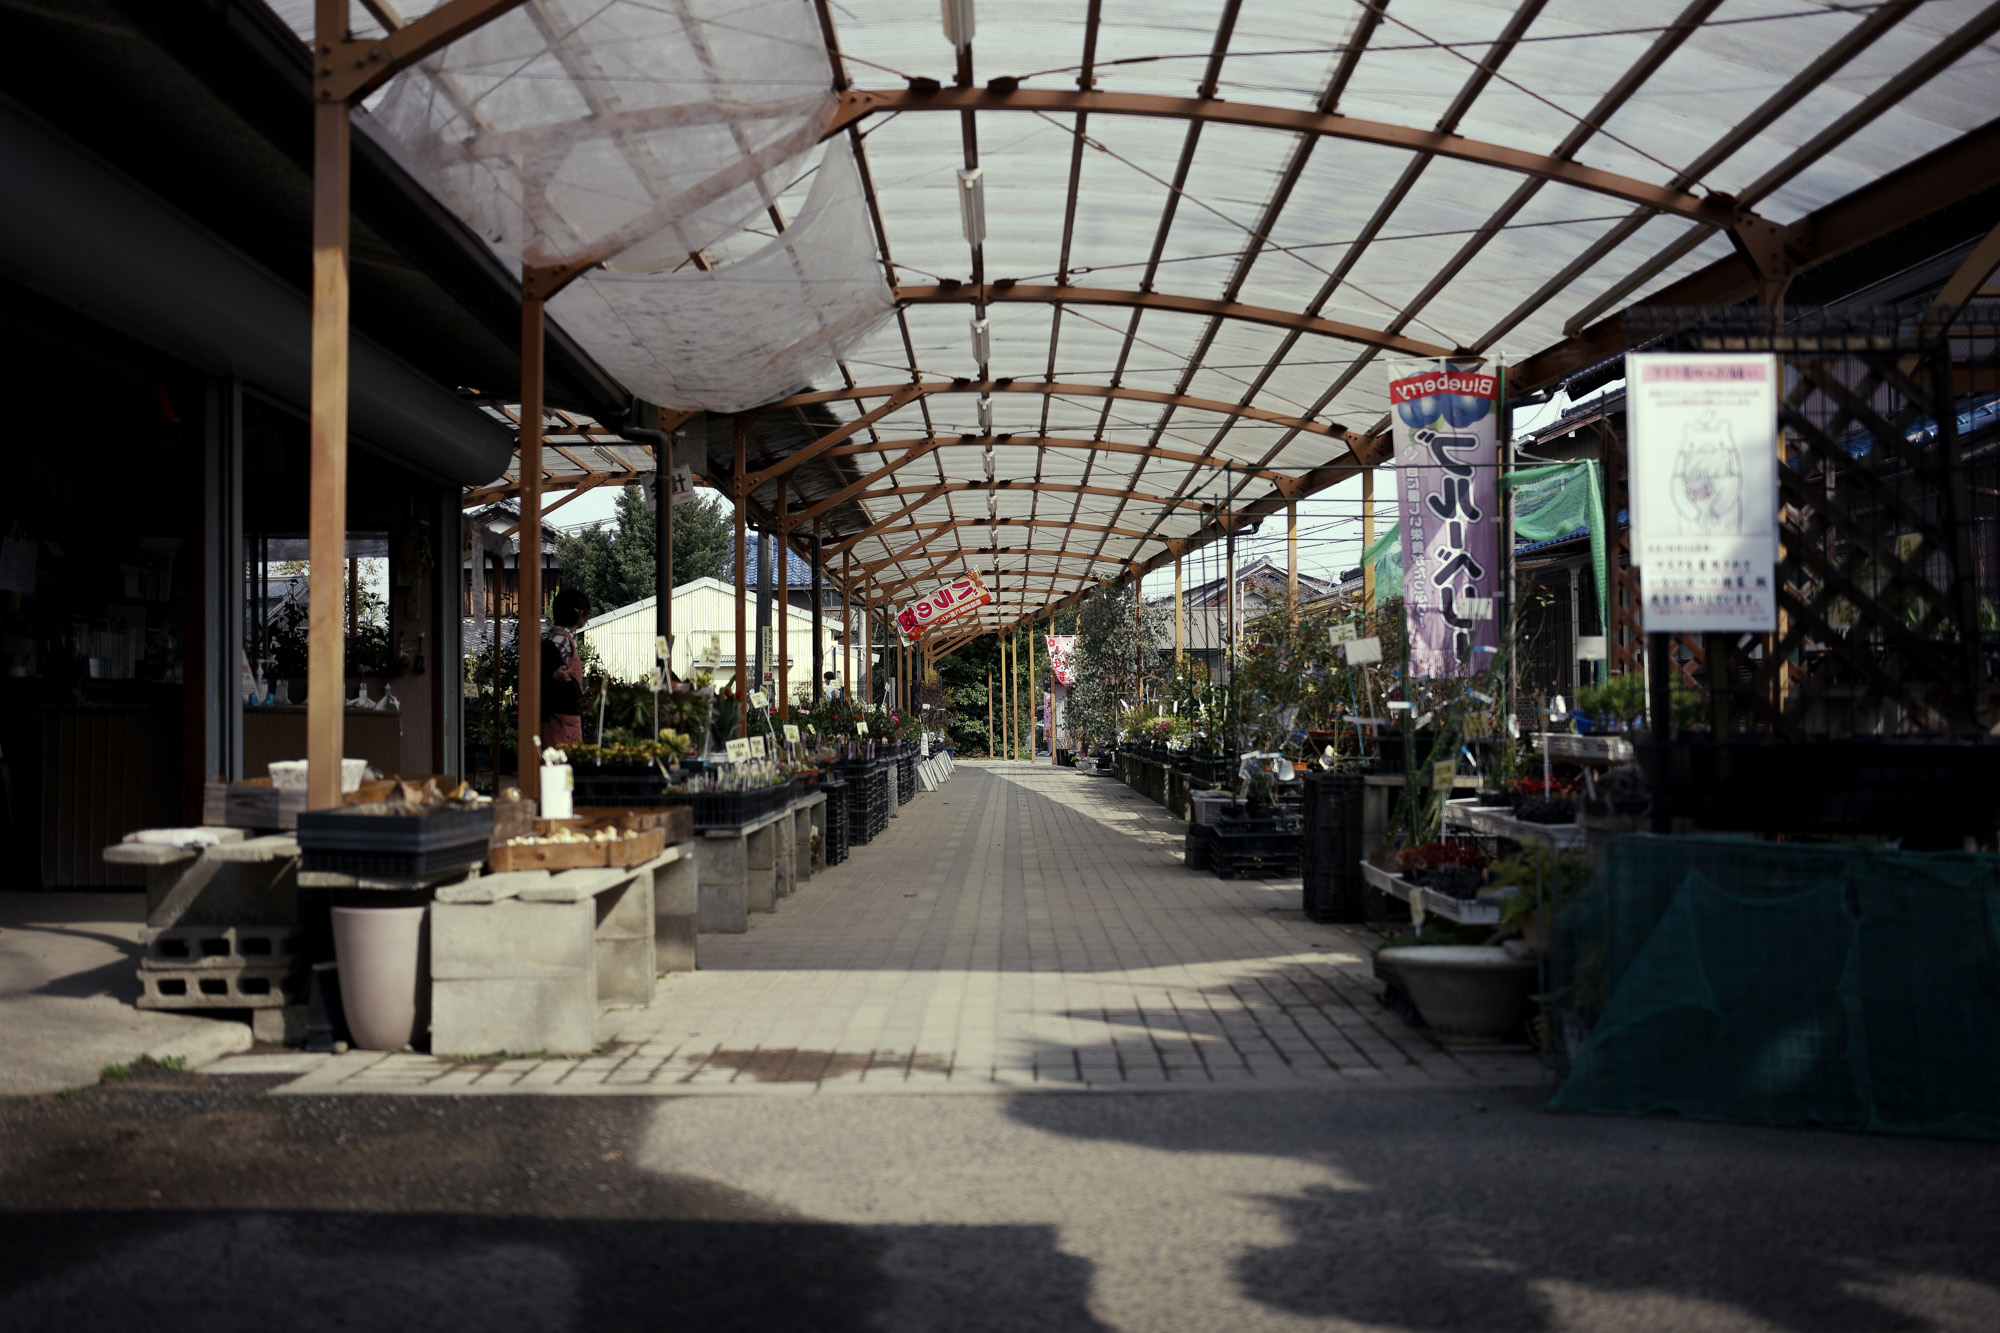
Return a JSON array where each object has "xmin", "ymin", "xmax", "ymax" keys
[
  {"xmin": 1547, "ymin": 835, "xmax": 2000, "ymax": 1140},
  {"xmin": 1363, "ymin": 460, "xmax": 1606, "ymax": 627}
]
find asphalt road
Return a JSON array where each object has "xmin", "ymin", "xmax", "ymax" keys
[{"xmin": 3, "ymin": 1069, "xmax": 1997, "ymax": 1332}]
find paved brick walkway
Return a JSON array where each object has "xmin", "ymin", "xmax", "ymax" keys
[{"xmin": 265, "ymin": 762, "xmax": 1543, "ymax": 1096}]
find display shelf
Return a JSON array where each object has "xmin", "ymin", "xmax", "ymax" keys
[
  {"xmin": 1541, "ymin": 733, "xmax": 1634, "ymax": 765},
  {"xmin": 1441, "ymin": 799, "xmax": 1585, "ymax": 850},
  {"xmin": 1358, "ymin": 860, "xmax": 1502, "ymax": 925}
]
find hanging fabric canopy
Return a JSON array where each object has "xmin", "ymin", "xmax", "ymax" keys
[
  {"xmin": 1365, "ymin": 461, "xmax": 1606, "ymax": 631},
  {"xmin": 361, "ymin": 0, "xmax": 889, "ymax": 409}
]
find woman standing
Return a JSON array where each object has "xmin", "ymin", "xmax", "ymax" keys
[{"xmin": 541, "ymin": 587, "xmax": 590, "ymax": 748}]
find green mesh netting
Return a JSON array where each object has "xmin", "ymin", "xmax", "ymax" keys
[{"xmin": 1547, "ymin": 835, "xmax": 2000, "ymax": 1140}]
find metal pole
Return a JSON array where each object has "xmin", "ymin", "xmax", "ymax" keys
[
  {"xmin": 755, "ymin": 528, "xmax": 771, "ymax": 692},
  {"xmin": 305, "ymin": 39, "xmax": 351, "ymax": 813},
  {"xmin": 1362, "ymin": 469, "xmax": 1376, "ymax": 609},
  {"xmin": 1650, "ymin": 632, "xmax": 1672, "ymax": 835},
  {"xmin": 1287, "ymin": 501, "xmax": 1298, "ymax": 610}
]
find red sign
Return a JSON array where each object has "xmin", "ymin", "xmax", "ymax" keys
[
  {"xmin": 896, "ymin": 571, "xmax": 992, "ymax": 642},
  {"xmin": 1389, "ymin": 370, "xmax": 1497, "ymax": 404},
  {"xmin": 1045, "ymin": 635, "xmax": 1077, "ymax": 686}
]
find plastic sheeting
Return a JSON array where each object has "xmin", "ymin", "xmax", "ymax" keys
[
  {"xmin": 549, "ymin": 138, "xmax": 893, "ymax": 413},
  {"xmin": 356, "ymin": 0, "xmax": 887, "ymax": 412}
]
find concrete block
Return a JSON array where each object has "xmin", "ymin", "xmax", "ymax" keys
[
  {"xmin": 143, "ymin": 840, "xmax": 302, "ymax": 930},
  {"xmin": 519, "ymin": 868, "xmax": 625, "ymax": 902},
  {"xmin": 653, "ymin": 853, "xmax": 699, "ymax": 972},
  {"xmin": 593, "ymin": 876, "xmax": 655, "ymax": 1006},
  {"xmin": 139, "ymin": 924, "xmax": 302, "ymax": 968},
  {"xmin": 693, "ymin": 836, "xmax": 749, "ymax": 934},
  {"xmin": 136, "ymin": 962, "xmax": 303, "ymax": 1010},
  {"xmin": 437, "ymin": 870, "xmax": 547, "ymax": 903},
  {"xmin": 745, "ymin": 823, "xmax": 780, "ymax": 913},
  {"xmin": 431, "ymin": 976, "xmax": 594, "ymax": 1056},
  {"xmin": 430, "ymin": 899, "xmax": 595, "ymax": 979},
  {"xmin": 251, "ymin": 1005, "xmax": 310, "ymax": 1045}
]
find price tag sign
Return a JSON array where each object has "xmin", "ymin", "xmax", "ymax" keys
[
  {"xmin": 655, "ymin": 635, "xmax": 669, "ymax": 661},
  {"xmin": 857, "ymin": 721, "xmax": 870, "ymax": 735},
  {"xmin": 1432, "ymin": 760, "xmax": 1457, "ymax": 791},
  {"xmin": 749, "ymin": 689, "xmax": 769, "ymax": 709},
  {"xmin": 1344, "ymin": 636, "xmax": 1383, "ymax": 665},
  {"xmin": 783, "ymin": 724, "xmax": 800, "ymax": 743},
  {"xmin": 724, "ymin": 737, "xmax": 752, "ymax": 762},
  {"xmin": 647, "ymin": 667, "xmax": 663, "ymax": 692},
  {"xmin": 1328, "ymin": 623, "xmax": 1357, "ymax": 645},
  {"xmin": 752, "ymin": 734, "xmax": 769, "ymax": 759}
]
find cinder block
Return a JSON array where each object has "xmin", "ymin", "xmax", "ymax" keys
[
  {"xmin": 136, "ymin": 962, "xmax": 303, "ymax": 1010},
  {"xmin": 430, "ymin": 899, "xmax": 597, "ymax": 1056},
  {"xmin": 139, "ymin": 924, "xmax": 301, "ymax": 968}
]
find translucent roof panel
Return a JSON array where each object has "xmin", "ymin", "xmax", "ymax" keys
[{"xmin": 264, "ymin": 1, "xmax": 2000, "ymax": 629}]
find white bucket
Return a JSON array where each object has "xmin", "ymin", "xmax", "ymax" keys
[{"xmin": 330, "ymin": 905, "xmax": 430, "ymax": 1050}]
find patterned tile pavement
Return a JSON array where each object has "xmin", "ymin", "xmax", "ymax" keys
[{"xmin": 265, "ymin": 762, "xmax": 1544, "ymax": 1096}]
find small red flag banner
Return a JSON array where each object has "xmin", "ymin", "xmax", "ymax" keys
[{"xmin": 896, "ymin": 571, "xmax": 992, "ymax": 643}]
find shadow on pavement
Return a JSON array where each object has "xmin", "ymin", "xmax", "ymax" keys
[{"xmin": 1002, "ymin": 1082, "xmax": 2000, "ymax": 1332}]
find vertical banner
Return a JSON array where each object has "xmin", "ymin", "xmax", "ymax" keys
[
  {"xmin": 1044, "ymin": 635, "xmax": 1077, "ymax": 686},
  {"xmin": 1628, "ymin": 353, "xmax": 1778, "ymax": 632},
  {"xmin": 1390, "ymin": 361, "xmax": 1499, "ymax": 678}
]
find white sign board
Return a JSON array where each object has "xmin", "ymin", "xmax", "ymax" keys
[
  {"xmin": 1343, "ymin": 636, "xmax": 1383, "ymax": 666},
  {"xmin": 783, "ymin": 724, "xmax": 800, "ymax": 743},
  {"xmin": 668, "ymin": 464, "xmax": 697, "ymax": 506},
  {"xmin": 1628, "ymin": 352, "xmax": 1778, "ymax": 632}
]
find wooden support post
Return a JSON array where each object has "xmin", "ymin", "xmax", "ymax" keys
[
  {"xmin": 733, "ymin": 417, "xmax": 749, "ymax": 738},
  {"xmin": 776, "ymin": 476, "xmax": 789, "ymax": 720},
  {"xmin": 347, "ymin": 555, "xmax": 359, "ymax": 638},
  {"xmin": 811, "ymin": 516, "xmax": 824, "ymax": 706},
  {"xmin": 987, "ymin": 666, "xmax": 994, "ymax": 757},
  {"xmin": 1174, "ymin": 553, "xmax": 1183, "ymax": 673},
  {"xmin": 1362, "ymin": 469, "xmax": 1376, "ymax": 610},
  {"xmin": 306, "ymin": 84, "xmax": 350, "ymax": 813},
  {"xmin": 1287, "ymin": 501, "xmax": 1298, "ymax": 610},
  {"xmin": 842, "ymin": 548, "xmax": 853, "ymax": 701},
  {"xmin": 657, "ymin": 427, "xmax": 673, "ymax": 675},
  {"xmin": 516, "ymin": 289, "xmax": 545, "ymax": 803}
]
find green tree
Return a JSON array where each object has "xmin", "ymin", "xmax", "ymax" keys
[{"xmin": 552, "ymin": 486, "xmax": 735, "ymax": 616}]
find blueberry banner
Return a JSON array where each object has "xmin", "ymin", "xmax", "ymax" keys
[{"xmin": 1389, "ymin": 361, "xmax": 1500, "ymax": 679}]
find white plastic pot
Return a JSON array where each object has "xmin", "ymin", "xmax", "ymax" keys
[
  {"xmin": 1377, "ymin": 945, "xmax": 1537, "ymax": 1043},
  {"xmin": 269, "ymin": 758, "xmax": 368, "ymax": 793},
  {"xmin": 330, "ymin": 905, "xmax": 430, "ymax": 1050}
]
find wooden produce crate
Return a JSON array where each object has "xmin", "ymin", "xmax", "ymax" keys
[
  {"xmin": 203, "ymin": 780, "xmax": 309, "ymax": 831},
  {"xmin": 487, "ymin": 826, "xmax": 665, "ymax": 872},
  {"xmin": 576, "ymin": 805, "xmax": 693, "ymax": 845}
]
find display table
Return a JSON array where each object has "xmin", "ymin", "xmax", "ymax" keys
[
  {"xmin": 1440, "ymin": 798, "xmax": 1585, "ymax": 850},
  {"xmin": 1358, "ymin": 860, "xmax": 1502, "ymax": 926}
]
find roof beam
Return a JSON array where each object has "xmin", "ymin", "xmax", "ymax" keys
[
  {"xmin": 1514, "ymin": 116, "xmax": 2000, "ymax": 390},
  {"xmin": 828, "ymin": 87, "xmax": 1752, "ymax": 224},
  {"xmin": 741, "ymin": 385, "xmax": 920, "ymax": 491},
  {"xmin": 771, "ymin": 379, "xmax": 1369, "ymax": 446},
  {"xmin": 898, "ymin": 284, "xmax": 1450, "ymax": 358},
  {"xmin": 857, "ymin": 480, "xmax": 1212, "ymax": 514},
  {"xmin": 812, "ymin": 435, "xmax": 1292, "ymax": 483}
]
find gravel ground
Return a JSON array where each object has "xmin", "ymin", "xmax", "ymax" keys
[{"xmin": 4, "ymin": 1069, "xmax": 1999, "ymax": 1332}]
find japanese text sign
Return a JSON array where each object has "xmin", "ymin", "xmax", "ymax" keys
[
  {"xmin": 1628, "ymin": 353, "xmax": 1777, "ymax": 633},
  {"xmin": 1390, "ymin": 361, "xmax": 1499, "ymax": 678},
  {"xmin": 896, "ymin": 571, "xmax": 992, "ymax": 642}
]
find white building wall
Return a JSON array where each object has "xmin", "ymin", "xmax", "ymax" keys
[{"xmin": 580, "ymin": 578, "xmax": 858, "ymax": 697}]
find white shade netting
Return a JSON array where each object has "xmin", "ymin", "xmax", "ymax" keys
[
  {"xmin": 548, "ymin": 136, "xmax": 894, "ymax": 413},
  {"xmin": 364, "ymin": 0, "xmax": 838, "ymax": 271}
]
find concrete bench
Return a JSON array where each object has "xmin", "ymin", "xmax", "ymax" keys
[
  {"xmin": 430, "ymin": 850, "xmax": 678, "ymax": 1056},
  {"xmin": 692, "ymin": 806, "xmax": 795, "ymax": 932}
]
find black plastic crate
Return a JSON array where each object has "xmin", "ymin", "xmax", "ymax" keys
[
  {"xmin": 1184, "ymin": 821, "xmax": 1214, "ymax": 871},
  {"xmin": 1300, "ymin": 771, "xmax": 1367, "ymax": 921},
  {"xmin": 895, "ymin": 750, "xmax": 917, "ymax": 805},
  {"xmin": 662, "ymin": 784, "xmax": 791, "ymax": 829},
  {"xmin": 1210, "ymin": 829, "xmax": 1302, "ymax": 880},
  {"xmin": 297, "ymin": 803, "xmax": 493, "ymax": 849},
  {"xmin": 299, "ymin": 841, "xmax": 488, "ymax": 879},
  {"xmin": 573, "ymin": 765, "xmax": 670, "ymax": 807},
  {"xmin": 822, "ymin": 778, "xmax": 850, "ymax": 867}
]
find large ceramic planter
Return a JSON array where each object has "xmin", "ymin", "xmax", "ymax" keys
[
  {"xmin": 1377, "ymin": 945, "xmax": 1536, "ymax": 1043},
  {"xmin": 330, "ymin": 905, "xmax": 430, "ymax": 1050}
]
